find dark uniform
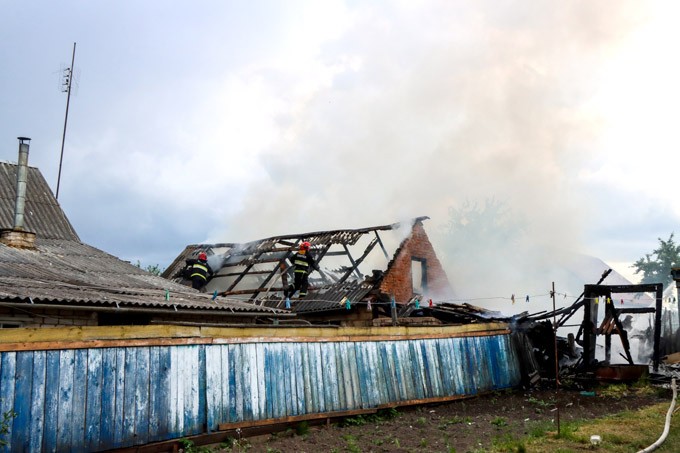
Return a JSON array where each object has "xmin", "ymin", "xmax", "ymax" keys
[
  {"xmin": 185, "ymin": 258, "xmax": 213, "ymax": 290},
  {"xmin": 286, "ymin": 249, "xmax": 318, "ymax": 298}
]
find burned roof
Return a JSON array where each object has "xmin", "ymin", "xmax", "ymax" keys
[
  {"xmin": 163, "ymin": 216, "xmax": 433, "ymax": 310},
  {"xmin": 0, "ymin": 162, "xmax": 286, "ymax": 317}
]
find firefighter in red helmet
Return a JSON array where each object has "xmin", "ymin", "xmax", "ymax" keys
[
  {"xmin": 183, "ymin": 251, "xmax": 214, "ymax": 291},
  {"xmin": 285, "ymin": 241, "xmax": 319, "ymax": 298}
]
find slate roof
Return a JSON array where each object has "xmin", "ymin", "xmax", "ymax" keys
[{"xmin": 0, "ymin": 162, "xmax": 286, "ymax": 316}]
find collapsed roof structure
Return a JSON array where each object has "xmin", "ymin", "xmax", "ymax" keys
[{"xmin": 163, "ymin": 217, "xmax": 457, "ymax": 323}]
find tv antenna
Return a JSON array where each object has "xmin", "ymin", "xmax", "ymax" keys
[{"xmin": 56, "ymin": 42, "xmax": 76, "ymax": 200}]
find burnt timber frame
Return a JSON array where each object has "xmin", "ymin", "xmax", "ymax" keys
[
  {"xmin": 201, "ymin": 217, "xmax": 429, "ymax": 301},
  {"xmin": 581, "ymin": 283, "xmax": 663, "ymax": 371}
]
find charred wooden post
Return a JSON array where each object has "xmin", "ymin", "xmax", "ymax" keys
[{"xmin": 581, "ymin": 283, "xmax": 663, "ymax": 372}]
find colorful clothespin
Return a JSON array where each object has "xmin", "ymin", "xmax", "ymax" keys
[
  {"xmin": 525, "ymin": 295, "xmax": 529, "ymax": 303},
  {"xmin": 367, "ymin": 300, "xmax": 372, "ymax": 311},
  {"xmin": 212, "ymin": 290, "xmax": 218, "ymax": 301},
  {"xmin": 340, "ymin": 296, "xmax": 348, "ymax": 306},
  {"xmin": 345, "ymin": 298, "xmax": 351, "ymax": 310},
  {"xmin": 391, "ymin": 297, "xmax": 396, "ymax": 309},
  {"xmin": 285, "ymin": 297, "xmax": 291, "ymax": 309},
  {"xmin": 415, "ymin": 298, "xmax": 420, "ymax": 309},
  {"xmin": 595, "ymin": 297, "xmax": 599, "ymax": 305},
  {"xmin": 429, "ymin": 299, "xmax": 433, "ymax": 308},
  {"xmin": 620, "ymin": 298, "xmax": 624, "ymax": 305},
  {"xmin": 511, "ymin": 294, "xmax": 515, "ymax": 304},
  {"xmin": 165, "ymin": 289, "xmax": 170, "ymax": 301}
]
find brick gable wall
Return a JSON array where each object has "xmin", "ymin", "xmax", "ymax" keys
[{"xmin": 379, "ymin": 221, "xmax": 454, "ymax": 304}]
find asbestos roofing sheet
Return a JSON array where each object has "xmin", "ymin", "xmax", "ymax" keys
[
  {"xmin": 0, "ymin": 239, "xmax": 285, "ymax": 313},
  {"xmin": 0, "ymin": 164, "xmax": 79, "ymax": 241}
]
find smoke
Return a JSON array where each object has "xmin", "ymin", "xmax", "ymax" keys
[{"xmin": 208, "ymin": 2, "xmax": 649, "ymax": 307}]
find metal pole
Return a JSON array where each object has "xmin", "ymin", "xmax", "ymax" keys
[
  {"xmin": 552, "ymin": 281, "xmax": 560, "ymax": 435},
  {"xmin": 56, "ymin": 42, "xmax": 76, "ymax": 200}
]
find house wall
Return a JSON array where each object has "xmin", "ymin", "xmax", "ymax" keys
[
  {"xmin": 379, "ymin": 222, "xmax": 453, "ymax": 304},
  {"xmin": 0, "ymin": 307, "xmax": 259, "ymax": 328},
  {"xmin": 0, "ymin": 324, "xmax": 520, "ymax": 452}
]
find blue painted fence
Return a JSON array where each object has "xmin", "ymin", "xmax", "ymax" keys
[{"xmin": 0, "ymin": 333, "xmax": 521, "ymax": 452}]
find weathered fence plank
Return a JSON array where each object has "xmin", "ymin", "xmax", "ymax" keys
[{"xmin": 0, "ymin": 327, "xmax": 520, "ymax": 452}]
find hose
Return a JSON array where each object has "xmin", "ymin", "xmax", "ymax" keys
[{"xmin": 637, "ymin": 378, "xmax": 677, "ymax": 453}]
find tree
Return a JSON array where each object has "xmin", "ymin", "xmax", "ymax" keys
[
  {"xmin": 632, "ymin": 233, "xmax": 680, "ymax": 288},
  {"xmin": 135, "ymin": 260, "xmax": 165, "ymax": 276}
]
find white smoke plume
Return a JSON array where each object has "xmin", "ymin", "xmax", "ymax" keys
[{"xmin": 207, "ymin": 1, "xmax": 653, "ymax": 311}]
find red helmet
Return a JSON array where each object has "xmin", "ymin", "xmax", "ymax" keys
[
  {"xmin": 198, "ymin": 252, "xmax": 207, "ymax": 261},
  {"xmin": 300, "ymin": 241, "xmax": 311, "ymax": 250}
]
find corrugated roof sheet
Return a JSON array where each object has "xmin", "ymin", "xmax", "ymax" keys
[
  {"xmin": 0, "ymin": 238, "xmax": 285, "ymax": 313},
  {"xmin": 0, "ymin": 162, "xmax": 285, "ymax": 315},
  {"xmin": 0, "ymin": 163, "xmax": 79, "ymax": 240}
]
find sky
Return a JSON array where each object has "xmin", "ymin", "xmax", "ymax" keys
[{"xmin": 1, "ymin": 1, "xmax": 679, "ymax": 306}]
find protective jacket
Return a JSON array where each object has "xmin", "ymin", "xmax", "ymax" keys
[
  {"xmin": 185, "ymin": 258, "xmax": 214, "ymax": 288},
  {"xmin": 292, "ymin": 251, "xmax": 318, "ymax": 274}
]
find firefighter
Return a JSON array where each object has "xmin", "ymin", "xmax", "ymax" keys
[
  {"xmin": 184, "ymin": 252, "xmax": 214, "ymax": 291},
  {"xmin": 285, "ymin": 241, "xmax": 318, "ymax": 298}
]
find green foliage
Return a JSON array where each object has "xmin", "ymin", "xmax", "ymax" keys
[
  {"xmin": 134, "ymin": 260, "xmax": 165, "ymax": 276},
  {"xmin": 491, "ymin": 416, "xmax": 508, "ymax": 427},
  {"xmin": 491, "ymin": 433, "xmax": 526, "ymax": 452},
  {"xmin": 0, "ymin": 409, "xmax": 17, "ymax": 447},
  {"xmin": 294, "ymin": 421, "xmax": 309, "ymax": 436},
  {"xmin": 342, "ymin": 434, "xmax": 361, "ymax": 453},
  {"xmin": 341, "ymin": 408, "xmax": 399, "ymax": 427},
  {"xmin": 632, "ymin": 233, "xmax": 680, "ymax": 287},
  {"xmin": 438, "ymin": 415, "xmax": 472, "ymax": 429}
]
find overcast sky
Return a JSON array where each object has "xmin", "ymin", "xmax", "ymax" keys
[{"xmin": 2, "ymin": 1, "xmax": 679, "ymax": 300}]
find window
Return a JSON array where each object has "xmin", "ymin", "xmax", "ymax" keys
[{"xmin": 411, "ymin": 257, "xmax": 427, "ymax": 293}]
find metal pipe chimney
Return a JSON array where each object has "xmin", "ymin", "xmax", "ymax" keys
[
  {"xmin": 0, "ymin": 137, "xmax": 36, "ymax": 249},
  {"xmin": 13, "ymin": 137, "xmax": 31, "ymax": 230}
]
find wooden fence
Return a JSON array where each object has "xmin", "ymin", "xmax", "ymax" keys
[{"xmin": 0, "ymin": 323, "xmax": 521, "ymax": 452}]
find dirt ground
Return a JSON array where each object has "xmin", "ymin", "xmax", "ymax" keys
[{"xmin": 213, "ymin": 384, "xmax": 671, "ymax": 453}]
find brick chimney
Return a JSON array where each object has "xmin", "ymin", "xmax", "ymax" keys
[{"xmin": 1, "ymin": 137, "xmax": 36, "ymax": 248}]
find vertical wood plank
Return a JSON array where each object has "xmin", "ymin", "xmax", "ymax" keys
[
  {"xmin": 281, "ymin": 344, "xmax": 297, "ymax": 415},
  {"xmin": 70, "ymin": 348, "xmax": 88, "ymax": 450},
  {"xmin": 42, "ymin": 351, "xmax": 59, "ymax": 453},
  {"xmin": 147, "ymin": 347, "xmax": 160, "ymax": 442},
  {"xmin": 11, "ymin": 351, "xmax": 31, "ymax": 451},
  {"xmin": 293, "ymin": 343, "xmax": 305, "ymax": 415},
  {"xmin": 135, "ymin": 347, "xmax": 150, "ymax": 444},
  {"xmin": 263, "ymin": 344, "xmax": 273, "ymax": 420},
  {"xmin": 220, "ymin": 345, "xmax": 230, "ymax": 424},
  {"xmin": 255, "ymin": 343, "xmax": 266, "ymax": 421},
  {"xmin": 85, "ymin": 348, "xmax": 103, "ymax": 451},
  {"xmin": 341, "ymin": 342, "xmax": 354, "ymax": 410},
  {"xmin": 113, "ymin": 348, "xmax": 126, "ymax": 447},
  {"xmin": 205, "ymin": 344, "xmax": 221, "ymax": 430},
  {"xmin": 56, "ymin": 349, "xmax": 74, "ymax": 451},
  {"xmin": 240, "ymin": 344, "xmax": 253, "ymax": 421},
  {"xmin": 232, "ymin": 344, "xmax": 243, "ymax": 422},
  {"xmin": 227, "ymin": 344, "xmax": 237, "ymax": 422},
  {"xmin": 157, "ymin": 346, "xmax": 172, "ymax": 440},
  {"xmin": 198, "ymin": 345, "xmax": 206, "ymax": 432},
  {"xmin": 301, "ymin": 344, "xmax": 313, "ymax": 414},
  {"xmin": 29, "ymin": 350, "xmax": 46, "ymax": 453},
  {"xmin": 99, "ymin": 349, "xmax": 117, "ymax": 450},
  {"xmin": 122, "ymin": 347, "xmax": 137, "ymax": 446}
]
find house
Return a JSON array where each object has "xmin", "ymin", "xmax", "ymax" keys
[
  {"xmin": 0, "ymin": 141, "xmax": 290, "ymax": 328},
  {"xmin": 163, "ymin": 217, "xmax": 457, "ymax": 326}
]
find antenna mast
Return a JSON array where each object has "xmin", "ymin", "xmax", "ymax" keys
[{"xmin": 56, "ymin": 42, "xmax": 76, "ymax": 200}]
